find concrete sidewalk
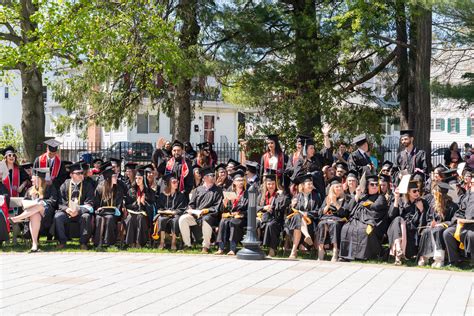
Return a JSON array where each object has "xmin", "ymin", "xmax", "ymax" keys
[{"xmin": 1, "ymin": 253, "xmax": 472, "ymax": 315}]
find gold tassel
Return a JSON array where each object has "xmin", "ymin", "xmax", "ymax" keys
[
  {"xmin": 366, "ymin": 224, "xmax": 373, "ymax": 235},
  {"xmin": 151, "ymin": 220, "xmax": 160, "ymax": 240},
  {"xmin": 454, "ymin": 222, "xmax": 465, "ymax": 250}
]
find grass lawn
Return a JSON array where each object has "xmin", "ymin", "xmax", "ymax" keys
[{"xmin": 2, "ymin": 237, "xmax": 473, "ymax": 273}]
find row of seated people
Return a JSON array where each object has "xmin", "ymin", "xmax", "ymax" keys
[{"xmin": 1, "ymin": 158, "xmax": 473, "ymax": 268}]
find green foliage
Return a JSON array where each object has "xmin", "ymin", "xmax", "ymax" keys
[
  {"xmin": 0, "ymin": 124, "xmax": 23, "ymax": 159},
  {"xmin": 432, "ymin": 74, "xmax": 474, "ymax": 109}
]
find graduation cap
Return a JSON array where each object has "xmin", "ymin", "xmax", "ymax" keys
[
  {"xmin": 172, "ymin": 140, "xmax": 184, "ymax": 148},
  {"xmin": 266, "ymin": 134, "xmax": 279, "ymax": 142},
  {"xmin": 443, "ymin": 176, "xmax": 459, "ymax": 185},
  {"xmin": 1, "ymin": 145, "xmax": 16, "ymax": 156},
  {"xmin": 79, "ymin": 161, "xmax": 90, "ymax": 171},
  {"xmin": 234, "ymin": 165, "xmax": 247, "ymax": 173},
  {"xmin": 162, "ymin": 172, "xmax": 178, "ymax": 183},
  {"xmin": 68, "ymin": 162, "xmax": 83, "ymax": 173},
  {"xmin": 135, "ymin": 165, "xmax": 147, "ymax": 177},
  {"xmin": 124, "ymin": 162, "xmax": 138, "ymax": 170},
  {"xmin": 296, "ymin": 135, "xmax": 310, "ymax": 143},
  {"xmin": 92, "ymin": 158, "xmax": 104, "ymax": 165},
  {"xmin": 197, "ymin": 142, "xmax": 211, "ymax": 151},
  {"xmin": 33, "ymin": 167, "xmax": 50, "ymax": 179},
  {"xmin": 62, "ymin": 160, "xmax": 73, "ymax": 172},
  {"xmin": 381, "ymin": 160, "xmax": 393, "ymax": 170},
  {"xmin": 436, "ymin": 182, "xmax": 452, "ymax": 194},
  {"xmin": 408, "ymin": 180, "xmax": 420, "ymax": 190},
  {"xmin": 21, "ymin": 162, "xmax": 33, "ymax": 170},
  {"xmin": 99, "ymin": 161, "xmax": 114, "ymax": 178},
  {"xmin": 441, "ymin": 168, "xmax": 458, "ymax": 179},
  {"xmin": 353, "ymin": 134, "xmax": 368, "ymax": 147},
  {"xmin": 400, "ymin": 129, "xmax": 414, "ymax": 138},
  {"xmin": 44, "ymin": 139, "xmax": 61, "ymax": 152},
  {"xmin": 109, "ymin": 158, "xmax": 121, "ymax": 166},
  {"xmin": 143, "ymin": 164, "xmax": 154, "ymax": 173},
  {"xmin": 227, "ymin": 158, "xmax": 240, "ymax": 167},
  {"xmin": 379, "ymin": 174, "xmax": 391, "ymax": 183},
  {"xmin": 245, "ymin": 161, "xmax": 260, "ymax": 174},
  {"xmin": 200, "ymin": 166, "xmax": 215, "ymax": 177},
  {"xmin": 263, "ymin": 168, "xmax": 277, "ymax": 181},
  {"xmin": 346, "ymin": 169, "xmax": 359, "ymax": 180},
  {"xmin": 411, "ymin": 170, "xmax": 426, "ymax": 183},
  {"xmin": 433, "ymin": 163, "xmax": 448, "ymax": 173},
  {"xmin": 335, "ymin": 161, "xmax": 348, "ymax": 172},
  {"xmin": 231, "ymin": 170, "xmax": 245, "ymax": 180},
  {"xmin": 366, "ymin": 174, "xmax": 379, "ymax": 184},
  {"xmin": 327, "ymin": 176, "xmax": 342, "ymax": 186},
  {"xmin": 215, "ymin": 163, "xmax": 227, "ymax": 172},
  {"xmin": 293, "ymin": 173, "xmax": 313, "ymax": 185}
]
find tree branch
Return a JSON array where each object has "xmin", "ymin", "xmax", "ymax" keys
[
  {"xmin": 370, "ymin": 33, "xmax": 412, "ymax": 49},
  {"xmin": 0, "ymin": 32, "xmax": 22, "ymax": 45}
]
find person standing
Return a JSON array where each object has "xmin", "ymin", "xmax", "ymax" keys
[{"xmin": 394, "ymin": 129, "xmax": 428, "ymax": 177}]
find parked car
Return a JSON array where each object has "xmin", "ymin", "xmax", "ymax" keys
[
  {"xmin": 431, "ymin": 147, "xmax": 449, "ymax": 167},
  {"xmin": 102, "ymin": 141, "xmax": 154, "ymax": 163}
]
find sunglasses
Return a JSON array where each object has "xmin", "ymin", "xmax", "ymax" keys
[
  {"xmin": 6, "ymin": 153, "xmax": 15, "ymax": 158},
  {"xmin": 410, "ymin": 189, "xmax": 420, "ymax": 193},
  {"xmin": 369, "ymin": 182, "xmax": 378, "ymax": 187},
  {"xmin": 170, "ymin": 179, "xmax": 178, "ymax": 183}
]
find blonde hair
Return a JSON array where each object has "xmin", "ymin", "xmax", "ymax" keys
[
  {"xmin": 29, "ymin": 176, "xmax": 46, "ymax": 199},
  {"xmin": 324, "ymin": 183, "xmax": 341, "ymax": 213},
  {"xmin": 259, "ymin": 177, "xmax": 282, "ymax": 205},
  {"xmin": 433, "ymin": 189, "xmax": 452, "ymax": 221}
]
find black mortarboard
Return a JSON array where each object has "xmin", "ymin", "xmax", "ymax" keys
[
  {"xmin": 216, "ymin": 163, "xmax": 227, "ymax": 171},
  {"xmin": 99, "ymin": 161, "xmax": 114, "ymax": 178},
  {"xmin": 327, "ymin": 176, "xmax": 342, "ymax": 186},
  {"xmin": 379, "ymin": 174, "xmax": 391, "ymax": 183},
  {"xmin": 79, "ymin": 161, "xmax": 90, "ymax": 171},
  {"xmin": 296, "ymin": 135, "xmax": 310, "ymax": 143},
  {"xmin": 231, "ymin": 170, "xmax": 245, "ymax": 180},
  {"xmin": 245, "ymin": 161, "xmax": 259, "ymax": 174},
  {"xmin": 92, "ymin": 158, "xmax": 104, "ymax": 165},
  {"xmin": 443, "ymin": 176, "xmax": 459, "ymax": 185},
  {"xmin": 408, "ymin": 180, "xmax": 419, "ymax": 189},
  {"xmin": 347, "ymin": 169, "xmax": 359, "ymax": 180},
  {"xmin": 266, "ymin": 134, "xmax": 279, "ymax": 142},
  {"xmin": 442, "ymin": 168, "xmax": 458, "ymax": 178},
  {"xmin": 294, "ymin": 173, "xmax": 313, "ymax": 185},
  {"xmin": 227, "ymin": 159, "xmax": 240, "ymax": 167},
  {"xmin": 436, "ymin": 182, "xmax": 452, "ymax": 194},
  {"xmin": 172, "ymin": 140, "xmax": 184, "ymax": 148},
  {"xmin": 109, "ymin": 158, "xmax": 121, "ymax": 166},
  {"xmin": 400, "ymin": 129, "xmax": 414, "ymax": 137},
  {"xmin": 366, "ymin": 174, "xmax": 379, "ymax": 183},
  {"xmin": 21, "ymin": 162, "xmax": 33, "ymax": 169},
  {"xmin": 68, "ymin": 162, "xmax": 83, "ymax": 173},
  {"xmin": 124, "ymin": 162, "xmax": 138, "ymax": 170},
  {"xmin": 162, "ymin": 172, "xmax": 177, "ymax": 183},
  {"xmin": 303, "ymin": 138, "xmax": 315, "ymax": 147},
  {"xmin": 197, "ymin": 142, "xmax": 211, "ymax": 151},
  {"xmin": 33, "ymin": 167, "xmax": 50, "ymax": 179},
  {"xmin": 44, "ymin": 139, "xmax": 61, "ymax": 151},
  {"xmin": 381, "ymin": 160, "xmax": 393, "ymax": 170},
  {"xmin": 200, "ymin": 167, "xmax": 215, "ymax": 177},
  {"xmin": 234, "ymin": 165, "xmax": 247, "ymax": 173},
  {"xmin": 143, "ymin": 164, "xmax": 154, "ymax": 173},
  {"xmin": 335, "ymin": 161, "xmax": 348, "ymax": 171},
  {"xmin": 433, "ymin": 163, "xmax": 448, "ymax": 172},
  {"xmin": 1, "ymin": 145, "xmax": 16, "ymax": 156},
  {"xmin": 136, "ymin": 166, "xmax": 146, "ymax": 177},
  {"xmin": 353, "ymin": 134, "xmax": 368, "ymax": 146},
  {"xmin": 264, "ymin": 168, "xmax": 277, "ymax": 181},
  {"xmin": 411, "ymin": 170, "xmax": 426, "ymax": 183}
]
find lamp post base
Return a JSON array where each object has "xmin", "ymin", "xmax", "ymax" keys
[{"xmin": 237, "ymin": 240, "xmax": 266, "ymax": 260}]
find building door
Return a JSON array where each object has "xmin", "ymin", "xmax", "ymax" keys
[{"xmin": 203, "ymin": 115, "xmax": 215, "ymax": 143}]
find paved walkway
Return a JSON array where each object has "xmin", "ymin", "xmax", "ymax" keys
[{"xmin": 0, "ymin": 253, "xmax": 473, "ymax": 315}]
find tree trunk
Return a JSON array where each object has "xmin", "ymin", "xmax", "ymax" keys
[
  {"xmin": 20, "ymin": 66, "xmax": 45, "ymax": 161},
  {"xmin": 408, "ymin": 9, "xmax": 417, "ymax": 130},
  {"xmin": 173, "ymin": 0, "xmax": 200, "ymax": 142},
  {"xmin": 396, "ymin": 0, "xmax": 409, "ymax": 129},
  {"xmin": 413, "ymin": 7, "xmax": 432, "ymax": 167}
]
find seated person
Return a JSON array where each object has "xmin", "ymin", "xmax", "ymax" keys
[
  {"xmin": 179, "ymin": 167, "xmax": 223, "ymax": 253},
  {"xmin": 0, "ymin": 179, "xmax": 10, "ymax": 245},
  {"xmin": 54, "ymin": 162, "xmax": 95, "ymax": 249}
]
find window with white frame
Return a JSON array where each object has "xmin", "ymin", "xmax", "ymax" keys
[
  {"xmin": 431, "ymin": 118, "xmax": 444, "ymax": 131},
  {"xmin": 137, "ymin": 113, "xmax": 160, "ymax": 134}
]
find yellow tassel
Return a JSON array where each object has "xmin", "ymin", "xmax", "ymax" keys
[
  {"xmin": 362, "ymin": 201, "xmax": 373, "ymax": 207},
  {"xmin": 366, "ymin": 224, "xmax": 373, "ymax": 235},
  {"xmin": 454, "ymin": 222, "xmax": 465, "ymax": 250},
  {"xmin": 151, "ymin": 220, "xmax": 160, "ymax": 240}
]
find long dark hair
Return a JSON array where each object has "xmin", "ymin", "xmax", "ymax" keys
[{"xmin": 267, "ymin": 140, "xmax": 283, "ymax": 156}]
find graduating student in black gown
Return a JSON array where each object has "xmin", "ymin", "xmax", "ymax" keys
[
  {"xmin": 124, "ymin": 167, "xmax": 156, "ymax": 247},
  {"xmin": 347, "ymin": 134, "xmax": 376, "ymax": 177},
  {"xmin": 285, "ymin": 173, "xmax": 321, "ymax": 259},
  {"xmin": 339, "ymin": 175, "xmax": 389, "ymax": 261},
  {"xmin": 54, "ymin": 162, "xmax": 95, "ymax": 249},
  {"xmin": 394, "ymin": 129, "xmax": 428, "ymax": 179},
  {"xmin": 316, "ymin": 177, "xmax": 350, "ymax": 262},
  {"xmin": 256, "ymin": 170, "xmax": 290, "ymax": 257},
  {"xmin": 154, "ymin": 173, "xmax": 188, "ymax": 250},
  {"xmin": 216, "ymin": 170, "xmax": 248, "ymax": 255},
  {"xmin": 93, "ymin": 162, "xmax": 125, "ymax": 247},
  {"xmin": 417, "ymin": 182, "xmax": 458, "ymax": 267}
]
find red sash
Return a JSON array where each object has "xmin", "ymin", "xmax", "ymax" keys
[
  {"xmin": 292, "ymin": 152, "xmax": 300, "ymax": 166},
  {"xmin": 3, "ymin": 166, "xmax": 20, "ymax": 198},
  {"xmin": 0, "ymin": 196, "xmax": 9, "ymax": 233},
  {"xmin": 232, "ymin": 190, "xmax": 244, "ymax": 209},
  {"xmin": 265, "ymin": 191, "xmax": 276, "ymax": 206},
  {"xmin": 263, "ymin": 152, "xmax": 284, "ymax": 175},
  {"xmin": 39, "ymin": 153, "xmax": 61, "ymax": 180},
  {"xmin": 166, "ymin": 157, "xmax": 189, "ymax": 192}
]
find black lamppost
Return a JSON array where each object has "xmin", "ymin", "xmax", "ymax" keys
[{"xmin": 237, "ymin": 184, "xmax": 265, "ymax": 260}]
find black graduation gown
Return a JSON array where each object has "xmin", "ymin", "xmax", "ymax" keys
[
  {"xmin": 339, "ymin": 194, "xmax": 388, "ymax": 260},
  {"xmin": 155, "ymin": 191, "xmax": 188, "ymax": 234},
  {"xmin": 216, "ymin": 190, "xmax": 249, "ymax": 245},
  {"xmin": 285, "ymin": 191, "xmax": 321, "ymax": 237},
  {"xmin": 448, "ymin": 191, "xmax": 474, "ymax": 260},
  {"xmin": 24, "ymin": 185, "xmax": 59, "ymax": 235},
  {"xmin": 417, "ymin": 200, "xmax": 458, "ymax": 258},
  {"xmin": 124, "ymin": 186, "xmax": 156, "ymax": 246},
  {"xmin": 288, "ymin": 158, "xmax": 326, "ymax": 201},
  {"xmin": 33, "ymin": 155, "xmax": 68, "ymax": 191},
  {"xmin": 257, "ymin": 191, "xmax": 290, "ymax": 249},
  {"xmin": 387, "ymin": 199, "xmax": 429, "ymax": 258},
  {"xmin": 317, "ymin": 195, "xmax": 351, "ymax": 246},
  {"xmin": 166, "ymin": 157, "xmax": 194, "ymax": 195},
  {"xmin": 347, "ymin": 150, "xmax": 374, "ymax": 177},
  {"xmin": 5, "ymin": 167, "xmax": 30, "ymax": 196},
  {"xmin": 93, "ymin": 181, "xmax": 125, "ymax": 246},
  {"xmin": 188, "ymin": 184, "xmax": 223, "ymax": 227},
  {"xmin": 394, "ymin": 147, "xmax": 428, "ymax": 176},
  {"xmin": 0, "ymin": 183, "xmax": 10, "ymax": 242}
]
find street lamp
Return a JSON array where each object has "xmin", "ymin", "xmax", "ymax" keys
[{"xmin": 237, "ymin": 183, "xmax": 265, "ymax": 260}]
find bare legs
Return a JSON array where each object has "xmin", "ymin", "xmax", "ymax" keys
[{"xmin": 11, "ymin": 205, "xmax": 44, "ymax": 251}]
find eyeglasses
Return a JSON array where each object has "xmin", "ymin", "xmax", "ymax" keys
[
  {"xmin": 6, "ymin": 153, "xmax": 15, "ymax": 158},
  {"xmin": 170, "ymin": 179, "xmax": 178, "ymax": 183},
  {"xmin": 369, "ymin": 182, "xmax": 378, "ymax": 187},
  {"xmin": 411, "ymin": 189, "xmax": 420, "ymax": 193}
]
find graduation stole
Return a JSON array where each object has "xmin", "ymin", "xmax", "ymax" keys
[
  {"xmin": 166, "ymin": 157, "xmax": 189, "ymax": 192},
  {"xmin": 232, "ymin": 190, "xmax": 244, "ymax": 209},
  {"xmin": 292, "ymin": 152, "xmax": 300, "ymax": 166},
  {"xmin": 265, "ymin": 191, "xmax": 276, "ymax": 206},
  {"xmin": 0, "ymin": 195, "xmax": 9, "ymax": 233},
  {"xmin": 3, "ymin": 166, "xmax": 20, "ymax": 197},
  {"xmin": 39, "ymin": 153, "xmax": 61, "ymax": 180},
  {"xmin": 263, "ymin": 152, "xmax": 284, "ymax": 175},
  {"xmin": 68, "ymin": 181, "xmax": 83, "ymax": 209}
]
